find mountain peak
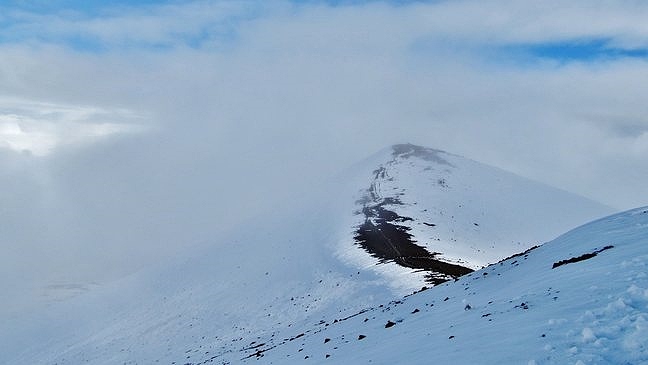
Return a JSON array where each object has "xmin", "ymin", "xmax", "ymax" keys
[
  {"xmin": 391, "ymin": 143, "xmax": 451, "ymax": 165},
  {"xmin": 349, "ymin": 143, "xmax": 612, "ymax": 287}
]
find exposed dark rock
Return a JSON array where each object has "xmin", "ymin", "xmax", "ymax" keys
[
  {"xmin": 552, "ymin": 245, "xmax": 614, "ymax": 269},
  {"xmin": 391, "ymin": 144, "xmax": 453, "ymax": 166},
  {"xmin": 355, "ymin": 203, "xmax": 472, "ymax": 285},
  {"xmin": 353, "ymin": 144, "xmax": 474, "ymax": 286}
]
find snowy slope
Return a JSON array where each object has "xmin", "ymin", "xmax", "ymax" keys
[
  {"xmin": 339, "ymin": 144, "xmax": 612, "ymax": 288},
  {"xmin": 258, "ymin": 207, "xmax": 648, "ymax": 364},
  {"xmin": 1, "ymin": 144, "xmax": 613, "ymax": 364}
]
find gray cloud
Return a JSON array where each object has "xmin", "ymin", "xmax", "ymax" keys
[{"xmin": 1, "ymin": 0, "xmax": 648, "ymax": 314}]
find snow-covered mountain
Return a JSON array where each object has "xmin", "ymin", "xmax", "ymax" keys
[
  {"xmin": 342, "ymin": 144, "xmax": 612, "ymax": 288},
  {"xmin": 1, "ymin": 144, "xmax": 616, "ymax": 364},
  {"xmin": 259, "ymin": 206, "xmax": 648, "ymax": 364}
]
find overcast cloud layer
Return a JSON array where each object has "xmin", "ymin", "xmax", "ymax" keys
[{"xmin": 1, "ymin": 0, "xmax": 648, "ymax": 313}]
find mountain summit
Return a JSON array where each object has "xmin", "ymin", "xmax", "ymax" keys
[
  {"xmin": 343, "ymin": 143, "xmax": 612, "ymax": 288},
  {"xmin": 2, "ymin": 144, "xmax": 615, "ymax": 364}
]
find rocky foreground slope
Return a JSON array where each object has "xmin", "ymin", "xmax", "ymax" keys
[{"xmin": 261, "ymin": 206, "xmax": 648, "ymax": 364}]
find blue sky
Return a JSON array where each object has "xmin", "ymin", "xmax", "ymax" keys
[
  {"xmin": 3, "ymin": 0, "xmax": 648, "ymax": 64},
  {"xmin": 505, "ymin": 39, "xmax": 648, "ymax": 64},
  {"xmin": 2, "ymin": 0, "xmax": 423, "ymax": 13},
  {"xmin": 2, "ymin": 0, "xmax": 171, "ymax": 13}
]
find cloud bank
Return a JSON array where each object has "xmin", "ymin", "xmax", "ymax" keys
[{"xmin": 1, "ymin": 0, "xmax": 648, "ymax": 313}]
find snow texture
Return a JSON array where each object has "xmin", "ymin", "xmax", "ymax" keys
[
  {"xmin": 259, "ymin": 207, "xmax": 648, "ymax": 364},
  {"xmin": 0, "ymin": 144, "xmax": 623, "ymax": 365}
]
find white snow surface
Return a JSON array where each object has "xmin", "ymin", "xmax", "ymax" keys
[
  {"xmin": 260, "ymin": 206, "xmax": 648, "ymax": 364},
  {"xmin": 0, "ymin": 144, "xmax": 619, "ymax": 364},
  {"xmin": 337, "ymin": 144, "xmax": 612, "ymax": 287}
]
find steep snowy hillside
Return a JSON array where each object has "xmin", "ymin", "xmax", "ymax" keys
[
  {"xmin": 258, "ymin": 207, "xmax": 648, "ymax": 364},
  {"xmin": 1, "ymin": 144, "xmax": 612, "ymax": 365},
  {"xmin": 341, "ymin": 144, "xmax": 612, "ymax": 288}
]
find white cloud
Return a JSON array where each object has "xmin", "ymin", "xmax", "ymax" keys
[
  {"xmin": 0, "ymin": 98, "xmax": 146, "ymax": 156},
  {"xmin": 1, "ymin": 0, "xmax": 648, "ymax": 312},
  {"xmin": 6, "ymin": 1, "xmax": 648, "ymax": 50}
]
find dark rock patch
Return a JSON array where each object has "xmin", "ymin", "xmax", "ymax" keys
[
  {"xmin": 355, "ymin": 203, "xmax": 472, "ymax": 285},
  {"xmin": 552, "ymin": 245, "xmax": 614, "ymax": 269},
  {"xmin": 392, "ymin": 144, "xmax": 453, "ymax": 166}
]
